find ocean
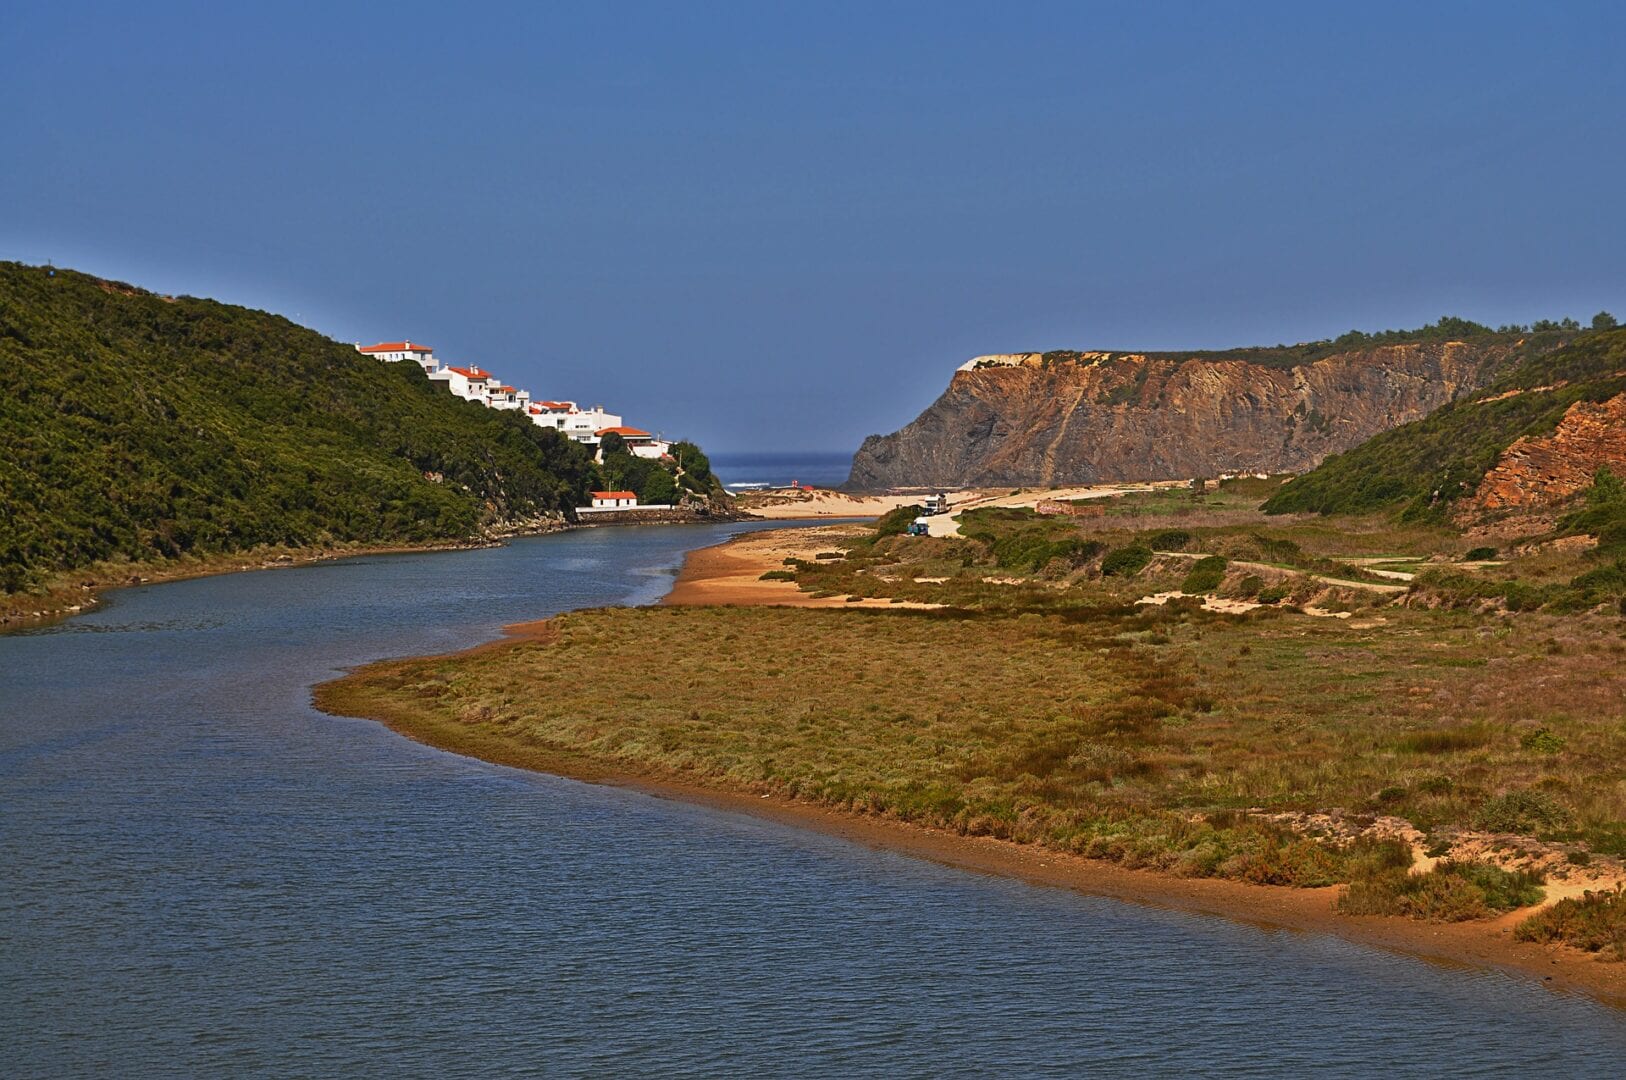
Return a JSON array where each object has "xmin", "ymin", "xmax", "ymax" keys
[{"xmin": 710, "ymin": 450, "xmax": 854, "ymax": 491}]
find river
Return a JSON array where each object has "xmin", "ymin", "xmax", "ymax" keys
[{"xmin": 3, "ymin": 522, "xmax": 1624, "ymax": 1077}]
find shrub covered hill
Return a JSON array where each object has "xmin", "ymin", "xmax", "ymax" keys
[
  {"xmin": 1263, "ymin": 323, "xmax": 1626, "ymax": 522},
  {"xmin": 0, "ymin": 262, "xmax": 694, "ymax": 594}
]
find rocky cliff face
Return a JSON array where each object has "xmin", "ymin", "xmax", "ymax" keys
[
  {"xmin": 1464, "ymin": 394, "xmax": 1626, "ymax": 516},
  {"xmin": 848, "ymin": 343, "xmax": 1516, "ymax": 489}
]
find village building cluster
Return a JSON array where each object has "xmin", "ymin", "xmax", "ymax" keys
[{"xmin": 356, "ymin": 341, "xmax": 672, "ymax": 460}]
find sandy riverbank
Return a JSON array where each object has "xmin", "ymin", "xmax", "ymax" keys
[
  {"xmin": 315, "ymin": 526, "xmax": 1626, "ymax": 1007},
  {"xmin": 661, "ymin": 524, "xmax": 941, "ymax": 608}
]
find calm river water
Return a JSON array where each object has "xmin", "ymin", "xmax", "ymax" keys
[{"xmin": 3, "ymin": 522, "xmax": 1625, "ymax": 1077}]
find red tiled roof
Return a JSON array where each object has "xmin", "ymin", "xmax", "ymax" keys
[
  {"xmin": 591, "ymin": 491, "xmax": 638, "ymax": 500},
  {"xmin": 443, "ymin": 366, "xmax": 490, "ymax": 380},
  {"xmin": 595, "ymin": 426, "xmax": 650, "ymax": 438},
  {"xmin": 359, "ymin": 341, "xmax": 432, "ymax": 353},
  {"xmin": 527, "ymin": 405, "xmax": 543, "ymax": 414},
  {"xmin": 493, "ymin": 385, "xmax": 518, "ymax": 393},
  {"xmin": 536, "ymin": 400, "xmax": 575, "ymax": 410}
]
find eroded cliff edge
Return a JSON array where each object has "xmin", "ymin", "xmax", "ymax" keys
[{"xmin": 847, "ymin": 342, "xmax": 1517, "ymax": 489}]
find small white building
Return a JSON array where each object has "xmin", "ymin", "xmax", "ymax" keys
[
  {"xmin": 358, "ymin": 341, "xmax": 437, "ymax": 373},
  {"xmin": 487, "ymin": 384, "xmax": 529, "ymax": 410},
  {"xmin": 430, "ymin": 365, "xmax": 494, "ymax": 403},
  {"xmin": 590, "ymin": 490, "xmax": 638, "ymax": 509},
  {"xmin": 597, "ymin": 425, "xmax": 672, "ymax": 460}
]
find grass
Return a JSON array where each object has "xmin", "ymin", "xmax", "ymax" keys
[
  {"xmin": 1337, "ymin": 861, "xmax": 1545, "ymax": 921},
  {"xmin": 1515, "ymin": 887, "xmax": 1626, "ymax": 957}
]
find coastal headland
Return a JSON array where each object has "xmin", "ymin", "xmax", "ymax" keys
[{"xmin": 316, "ymin": 497, "xmax": 1626, "ymax": 1007}]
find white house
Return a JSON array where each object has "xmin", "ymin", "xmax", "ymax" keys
[
  {"xmin": 590, "ymin": 490, "xmax": 638, "ymax": 509},
  {"xmin": 358, "ymin": 341, "xmax": 437, "ymax": 373},
  {"xmin": 525, "ymin": 401, "xmax": 624, "ymax": 445},
  {"xmin": 597, "ymin": 425, "xmax": 671, "ymax": 460},
  {"xmin": 430, "ymin": 365, "xmax": 494, "ymax": 403},
  {"xmin": 487, "ymin": 384, "xmax": 530, "ymax": 410}
]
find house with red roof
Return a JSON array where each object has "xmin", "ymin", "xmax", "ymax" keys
[
  {"xmin": 428, "ymin": 364, "xmax": 494, "ymax": 403},
  {"xmin": 597, "ymin": 425, "xmax": 673, "ymax": 461},
  {"xmin": 357, "ymin": 341, "xmax": 436, "ymax": 373}
]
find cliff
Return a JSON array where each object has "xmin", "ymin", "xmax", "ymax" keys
[
  {"xmin": 1464, "ymin": 395, "xmax": 1626, "ymax": 517},
  {"xmin": 1262, "ymin": 328, "xmax": 1624, "ymax": 520},
  {"xmin": 849, "ymin": 342, "xmax": 1519, "ymax": 489}
]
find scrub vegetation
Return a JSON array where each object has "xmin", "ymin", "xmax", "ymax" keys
[{"xmin": 328, "ymin": 491, "xmax": 1626, "ymax": 932}]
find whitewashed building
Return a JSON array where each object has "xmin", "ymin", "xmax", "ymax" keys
[
  {"xmin": 487, "ymin": 384, "xmax": 530, "ymax": 410},
  {"xmin": 590, "ymin": 490, "xmax": 638, "ymax": 509},
  {"xmin": 597, "ymin": 425, "xmax": 671, "ymax": 460},
  {"xmin": 358, "ymin": 341, "xmax": 437, "ymax": 373},
  {"xmin": 430, "ymin": 365, "xmax": 494, "ymax": 403}
]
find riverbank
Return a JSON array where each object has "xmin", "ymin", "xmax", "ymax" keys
[
  {"xmin": 0, "ymin": 528, "xmax": 571, "ymax": 631},
  {"xmin": 661, "ymin": 524, "xmax": 938, "ymax": 608},
  {"xmin": 315, "ymin": 526, "xmax": 1626, "ymax": 1007}
]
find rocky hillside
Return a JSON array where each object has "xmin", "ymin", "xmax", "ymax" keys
[
  {"xmin": 0, "ymin": 262, "xmax": 599, "ymax": 593},
  {"xmin": 847, "ymin": 338, "xmax": 1538, "ymax": 490},
  {"xmin": 1263, "ymin": 327, "xmax": 1626, "ymax": 523}
]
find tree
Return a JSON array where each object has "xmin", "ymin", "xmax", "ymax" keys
[
  {"xmin": 598, "ymin": 431, "xmax": 628, "ymax": 458},
  {"xmin": 1593, "ymin": 311, "xmax": 1618, "ymax": 331}
]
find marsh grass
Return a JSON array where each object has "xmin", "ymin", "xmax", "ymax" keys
[
  {"xmin": 1338, "ymin": 861, "xmax": 1545, "ymax": 921},
  {"xmin": 1514, "ymin": 887, "xmax": 1626, "ymax": 957}
]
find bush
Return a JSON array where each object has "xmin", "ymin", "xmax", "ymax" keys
[
  {"xmin": 1235, "ymin": 574, "xmax": 1265, "ymax": 598},
  {"xmin": 1519, "ymin": 727, "xmax": 1567, "ymax": 754},
  {"xmin": 873, "ymin": 505, "xmax": 923, "ymax": 538},
  {"xmin": 1180, "ymin": 555, "xmax": 1227, "ymax": 593},
  {"xmin": 1463, "ymin": 546, "xmax": 1498, "ymax": 561},
  {"xmin": 1337, "ymin": 861, "xmax": 1544, "ymax": 921},
  {"xmin": 1148, "ymin": 529, "xmax": 1192, "ymax": 551},
  {"xmin": 1515, "ymin": 886, "xmax": 1626, "ymax": 955},
  {"xmin": 759, "ymin": 570, "xmax": 796, "ymax": 582},
  {"xmin": 1475, "ymin": 789, "xmax": 1569, "ymax": 834},
  {"xmin": 1100, "ymin": 544, "xmax": 1154, "ymax": 577}
]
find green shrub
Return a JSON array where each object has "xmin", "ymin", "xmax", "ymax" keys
[
  {"xmin": 1519, "ymin": 727, "xmax": 1567, "ymax": 754},
  {"xmin": 1463, "ymin": 546, "xmax": 1498, "ymax": 561},
  {"xmin": 759, "ymin": 570, "xmax": 796, "ymax": 581},
  {"xmin": 1148, "ymin": 529, "xmax": 1192, "ymax": 552},
  {"xmin": 1235, "ymin": 574, "xmax": 1265, "ymax": 598},
  {"xmin": 1337, "ymin": 861, "xmax": 1544, "ymax": 921},
  {"xmin": 1475, "ymin": 789, "xmax": 1569, "ymax": 834},
  {"xmin": 1514, "ymin": 886, "xmax": 1626, "ymax": 956},
  {"xmin": 1180, "ymin": 555, "xmax": 1227, "ymax": 594},
  {"xmin": 874, "ymin": 505, "xmax": 924, "ymax": 538},
  {"xmin": 1257, "ymin": 584, "xmax": 1290, "ymax": 604},
  {"xmin": 1100, "ymin": 544, "xmax": 1154, "ymax": 577}
]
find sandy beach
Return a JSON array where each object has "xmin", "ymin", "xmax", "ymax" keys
[{"xmin": 660, "ymin": 524, "xmax": 941, "ymax": 608}]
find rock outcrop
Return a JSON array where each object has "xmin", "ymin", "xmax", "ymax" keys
[
  {"xmin": 848, "ymin": 343, "xmax": 1516, "ymax": 489},
  {"xmin": 1465, "ymin": 394, "xmax": 1626, "ymax": 515}
]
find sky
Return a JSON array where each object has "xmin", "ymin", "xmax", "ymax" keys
[{"xmin": 4, "ymin": 2, "xmax": 1624, "ymax": 453}]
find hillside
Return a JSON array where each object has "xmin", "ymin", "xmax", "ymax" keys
[
  {"xmin": 1262, "ymin": 327, "xmax": 1626, "ymax": 521},
  {"xmin": 847, "ymin": 328, "xmax": 1557, "ymax": 490},
  {"xmin": 0, "ymin": 262, "xmax": 598, "ymax": 594}
]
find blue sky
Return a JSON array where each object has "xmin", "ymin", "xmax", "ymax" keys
[{"xmin": 5, "ymin": 2, "xmax": 1623, "ymax": 452}]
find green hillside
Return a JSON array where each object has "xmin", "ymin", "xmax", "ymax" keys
[
  {"xmin": 0, "ymin": 262, "xmax": 599, "ymax": 592},
  {"xmin": 1263, "ymin": 327, "xmax": 1626, "ymax": 518}
]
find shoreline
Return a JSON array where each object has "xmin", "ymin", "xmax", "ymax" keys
[
  {"xmin": 313, "ymin": 525, "xmax": 1626, "ymax": 1007},
  {"xmin": 0, "ymin": 524, "xmax": 568, "ymax": 633}
]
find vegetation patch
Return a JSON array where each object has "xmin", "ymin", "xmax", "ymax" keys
[
  {"xmin": 1514, "ymin": 887, "xmax": 1626, "ymax": 957},
  {"xmin": 1338, "ymin": 861, "xmax": 1545, "ymax": 921}
]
